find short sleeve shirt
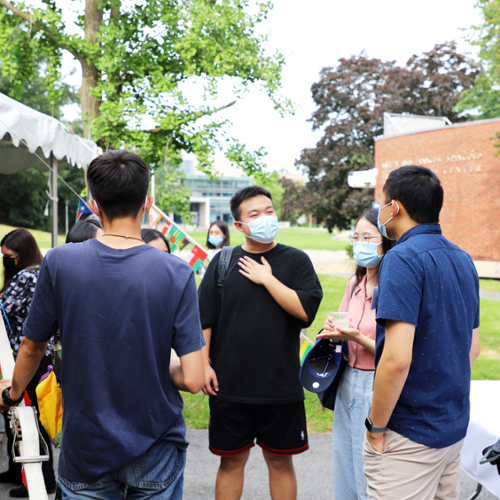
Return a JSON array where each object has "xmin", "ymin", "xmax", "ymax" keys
[
  {"xmin": 1, "ymin": 268, "xmax": 52, "ymax": 357},
  {"xmin": 375, "ymin": 224, "xmax": 480, "ymax": 448},
  {"xmin": 198, "ymin": 244, "xmax": 323, "ymax": 404},
  {"xmin": 339, "ymin": 275, "xmax": 376, "ymax": 370},
  {"xmin": 23, "ymin": 239, "xmax": 205, "ymax": 482}
]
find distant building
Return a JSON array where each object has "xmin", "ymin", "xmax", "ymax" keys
[
  {"xmin": 374, "ymin": 112, "xmax": 500, "ymax": 278},
  {"xmin": 181, "ymin": 152, "xmax": 253, "ymax": 229}
]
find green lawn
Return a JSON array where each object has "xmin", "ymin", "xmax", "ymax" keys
[
  {"xmin": 183, "ymin": 274, "xmax": 500, "ymax": 433},
  {"xmin": 480, "ymin": 279, "xmax": 500, "ymax": 292},
  {"xmin": 0, "ymin": 222, "xmax": 498, "ymax": 431},
  {"xmin": 189, "ymin": 227, "xmax": 348, "ymax": 251},
  {"xmin": 0, "ymin": 224, "xmax": 66, "ymax": 248}
]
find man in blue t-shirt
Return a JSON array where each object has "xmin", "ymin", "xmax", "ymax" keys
[
  {"xmin": 363, "ymin": 165, "xmax": 480, "ymax": 500},
  {"xmin": 1, "ymin": 150, "xmax": 205, "ymax": 499}
]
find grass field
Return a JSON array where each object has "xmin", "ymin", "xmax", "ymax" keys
[
  {"xmin": 0, "ymin": 224, "xmax": 347, "ymax": 251},
  {"xmin": 0, "ymin": 224, "xmax": 66, "ymax": 247},
  {"xmin": 189, "ymin": 227, "xmax": 348, "ymax": 251},
  {"xmin": 0, "ymin": 223, "xmax": 498, "ymax": 431},
  {"xmin": 183, "ymin": 274, "xmax": 500, "ymax": 433},
  {"xmin": 480, "ymin": 279, "xmax": 500, "ymax": 292}
]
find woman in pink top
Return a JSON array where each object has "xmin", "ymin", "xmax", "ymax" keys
[{"xmin": 317, "ymin": 208, "xmax": 394, "ymax": 500}]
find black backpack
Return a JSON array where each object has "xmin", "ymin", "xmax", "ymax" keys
[{"xmin": 217, "ymin": 246, "xmax": 234, "ymax": 296}]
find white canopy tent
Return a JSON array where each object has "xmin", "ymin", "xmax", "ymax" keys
[{"xmin": 0, "ymin": 92, "xmax": 99, "ymax": 247}]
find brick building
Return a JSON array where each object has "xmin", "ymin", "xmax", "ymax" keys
[{"xmin": 374, "ymin": 114, "xmax": 500, "ymax": 278}]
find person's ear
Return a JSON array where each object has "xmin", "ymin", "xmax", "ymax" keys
[
  {"xmin": 391, "ymin": 200, "xmax": 401, "ymax": 218},
  {"xmin": 89, "ymin": 199, "xmax": 100, "ymax": 217},
  {"xmin": 144, "ymin": 195, "xmax": 154, "ymax": 213},
  {"xmin": 233, "ymin": 221, "xmax": 245, "ymax": 234}
]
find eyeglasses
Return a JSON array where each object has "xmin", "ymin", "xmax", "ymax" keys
[{"xmin": 348, "ymin": 234, "xmax": 382, "ymax": 245}]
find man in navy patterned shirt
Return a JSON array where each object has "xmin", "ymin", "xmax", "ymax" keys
[{"xmin": 363, "ymin": 165, "xmax": 480, "ymax": 500}]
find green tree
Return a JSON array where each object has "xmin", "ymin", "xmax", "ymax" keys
[
  {"xmin": 0, "ymin": 0, "xmax": 288, "ymax": 175},
  {"xmin": 287, "ymin": 42, "xmax": 480, "ymax": 231},
  {"xmin": 0, "ymin": 45, "xmax": 84, "ymax": 232},
  {"xmin": 456, "ymin": 0, "xmax": 500, "ymax": 119},
  {"xmin": 154, "ymin": 162, "xmax": 192, "ymax": 220},
  {"xmin": 254, "ymin": 170, "xmax": 284, "ymax": 217}
]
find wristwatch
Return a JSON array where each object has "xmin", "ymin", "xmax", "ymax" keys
[
  {"xmin": 2, "ymin": 387, "xmax": 25, "ymax": 407},
  {"xmin": 365, "ymin": 416, "xmax": 386, "ymax": 433}
]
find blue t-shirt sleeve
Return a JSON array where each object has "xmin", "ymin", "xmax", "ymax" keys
[
  {"xmin": 23, "ymin": 258, "xmax": 58, "ymax": 343},
  {"xmin": 376, "ymin": 251, "xmax": 423, "ymax": 327},
  {"xmin": 172, "ymin": 271, "xmax": 205, "ymax": 357}
]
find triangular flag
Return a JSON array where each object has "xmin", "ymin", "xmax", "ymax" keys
[
  {"xmin": 76, "ymin": 198, "xmax": 92, "ymax": 222},
  {"xmin": 148, "ymin": 207, "xmax": 162, "ymax": 227}
]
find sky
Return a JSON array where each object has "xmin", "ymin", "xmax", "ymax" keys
[{"xmin": 60, "ymin": 0, "xmax": 483, "ymax": 175}]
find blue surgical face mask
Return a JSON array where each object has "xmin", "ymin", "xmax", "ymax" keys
[
  {"xmin": 208, "ymin": 236, "xmax": 223, "ymax": 247},
  {"xmin": 377, "ymin": 201, "xmax": 399, "ymax": 241},
  {"xmin": 353, "ymin": 242, "xmax": 383, "ymax": 269},
  {"xmin": 240, "ymin": 215, "xmax": 279, "ymax": 244}
]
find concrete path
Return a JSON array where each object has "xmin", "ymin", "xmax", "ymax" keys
[
  {"xmin": 303, "ymin": 250, "xmax": 355, "ymax": 276},
  {"xmin": 1, "ymin": 426, "xmax": 498, "ymax": 499},
  {"xmin": 480, "ymin": 289, "xmax": 500, "ymax": 301}
]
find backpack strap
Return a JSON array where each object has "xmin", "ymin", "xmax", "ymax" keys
[{"xmin": 217, "ymin": 246, "xmax": 234, "ymax": 296}]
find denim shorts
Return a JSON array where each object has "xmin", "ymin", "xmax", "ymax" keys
[{"xmin": 58, "ymin": 439, "xmax": 186, "ymax": 500}]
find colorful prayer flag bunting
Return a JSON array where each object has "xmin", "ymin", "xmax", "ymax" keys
[
  {"xmin": 148, "ymin": 207, "xmax": 162, "ymax": 227},
  {"xmin": 161, "ymin": 220, "xmax": 173, "ymax": 236},
  {"xmin": 187, "ymin": 245, "xmax": 208, "ymax": 273}
]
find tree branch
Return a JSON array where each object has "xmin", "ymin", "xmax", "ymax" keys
[
  {"xmin": 0, "ymin": 0, "xmax": 82, "ymax": 61},
  {"xmin": 144, "ymin": 100, "xmax": 237, "ymax": 133}
]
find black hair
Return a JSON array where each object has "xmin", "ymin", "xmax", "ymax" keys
[
  {"xmin": 353, "ymin": 208, "xmax": 395, "ymax": 288},
  {"xmin": 382, "ymin": 165, "xmax": 443, "ymax": 223},
  {"xmin": 230, "ymin": 186, "xmax": 273, "ymax": 221},
  {"xmin": 66, "ymin": 219, "xmax": 103, "ymax": 244},
  {"xmin": 206, "ymin": 220, "xmax": 231, "ymax": 249},
  {"xmin": 87, "ymin": 150, "xmax": 150, "ymax": 223},
  {"xmin": 141, "ymin": 228, "xmax": 171, "ymax": 253},
  {"xmin": 1, "ymin": 229, "xmax": 43, "ymax": 292}
]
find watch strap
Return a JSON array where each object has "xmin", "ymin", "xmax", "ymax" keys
[
  {"xmin": 365, "ymin": 416, "xmax": 386, "ymax": 433},
  {"xmin": 2, "ymin": 387, "xmax": 25, "ymax": 407}
]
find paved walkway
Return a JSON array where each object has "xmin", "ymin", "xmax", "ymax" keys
[
  {"xmin": 480, "ymin": 289, "xmax": 500, "ymax": 301},
  {"xmin": 1, "ymin": 426, "xmax": 497, "ymax": 499}
]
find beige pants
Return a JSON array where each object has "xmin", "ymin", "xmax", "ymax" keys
[{"xmin": 363, "ymin": 429, "xmax": 464, "ymax": 500}]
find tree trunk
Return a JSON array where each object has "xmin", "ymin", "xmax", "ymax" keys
[{"xmin": 79, "ymin": 0, "xmax": 103, "ymax": 140}]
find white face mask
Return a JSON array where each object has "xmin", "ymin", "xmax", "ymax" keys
[{"xmin": 239, "ymin": 215, "xmax": 279, "ymax": 244}]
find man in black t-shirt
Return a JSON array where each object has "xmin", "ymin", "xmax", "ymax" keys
[{"xmin": 198, "ymin": 186, "xmax": 323, "ymax": 500}]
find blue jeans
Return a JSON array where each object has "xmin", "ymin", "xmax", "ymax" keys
[
  {"xmin": 58, "ymin": 439, "xmax": 186, "ymax": 500},
  {"xmin": 332, "ymin": 365, "xmax": 374, "ymax": 500}
]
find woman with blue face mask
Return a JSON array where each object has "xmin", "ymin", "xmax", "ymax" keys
[
  {"xmin": 206, "ymin": 220, "xmax": 230, "ymax": 256},
  {"xmin": 317, "ymin": 208, "xmax": 394, "ymax": 500}
]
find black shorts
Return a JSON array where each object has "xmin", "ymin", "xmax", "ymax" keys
[{"xmin": 208, "ymin": 398, "xmax": 309, "ymax": 457}]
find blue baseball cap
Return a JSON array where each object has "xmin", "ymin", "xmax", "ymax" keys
[{"xmin": 300, "ymin": 339, "xmax": 344, "ymax": 393}]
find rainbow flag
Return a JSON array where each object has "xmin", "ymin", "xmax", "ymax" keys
[
  {"xmin": 187, "ymin": 244, "xmax": 208, "ymax": 273},
  {"xmin": 299, "ymin": 342, "xmax": 313, "ymax": 365},
  {"xmin": 299, "ymin": 332, "xmax": 315, "ymax": 364}
]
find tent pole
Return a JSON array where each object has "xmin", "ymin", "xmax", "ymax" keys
[
  {"xmin": 65, "ymin": 200, "xmax": 69, "ymax": 235},
  {"xmin": 50, "ymin": 154, "xmax": 58, "ymax": 248}
]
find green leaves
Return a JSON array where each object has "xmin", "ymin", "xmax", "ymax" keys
[
  {"xmin": 455, "ymin": 0, "xmax": 500, "ymax": 119},
  {"xmin": 289, "ymin": 43, "xmax": 480, "ymax": 231},
  {"xmin": 1, "ymin": 0, "xmax": 289, "ymax": 216},
  {"xmin": 1, "ymin": 0, "xmax": 286, "ymax": 164}
]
